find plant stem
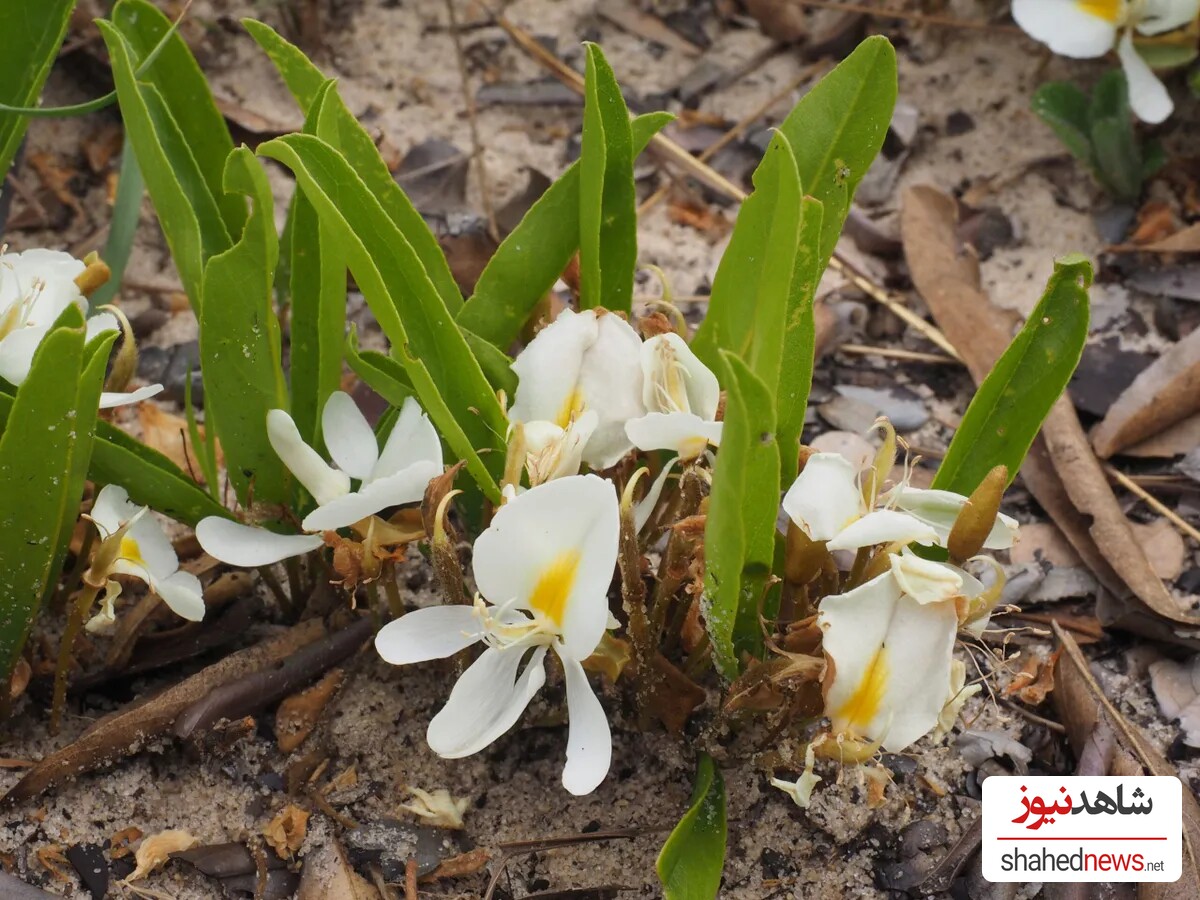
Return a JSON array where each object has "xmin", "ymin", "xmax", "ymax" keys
[
  {"xmin": 50, "ymin": 582, "xmax": 101, "ymax": 734},
  {"xmin": 383, "ymin": 562, "xmax": 405, "ymax": 619},
  {"xmin": 257, "ymin": 566, "xmax": 291, "ymax": 616},
  {"xmin": 284, "ymin": 556, "xmax": 305, "ymax": 619}
]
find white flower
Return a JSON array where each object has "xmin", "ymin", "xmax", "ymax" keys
[
  {"xmin": 885, "ymin": 485, "xmax": 1019, "ymax": 551},
  {"xmin": 375, "ymin": 474, "xmax": 619, "ymax": 796},
  {"xmin": 196, "ymin": 393, "xmax": 442, "ymax": 566},
  {"xmin": 624, "ymin": 333, "xmax": 723, "ymax": 461},
  {"xmin": 933, "ymin": 659, "xmax": 982, "ymax": 743},
  {"xmin": 782, "ymin": 453, "xmax": 939, "ymax": 552},
  {"xmin": 1013, "ymin": 0, "xmax": 1200, "ymax": 122},
  {"xmin": 770, "ymin": 741, "xmax": 822, "ymax": 809},
  {"xmin": 509, "ymin": 308, "xmax": 645, "ymax": 470},
  {"xmin": 0, "ymin": 249, "xmax": 162, "ymax": 408},
  {"xmin": 89, "ymin": 484, "xmax": 205, "ymax": 621},
  {"xmin": 521, "ymin": 409, "xmax": 598, "ymax": 486},
  {"xmin": 817, "ymin": 553, "xmax": 965, "ymax": 752}
]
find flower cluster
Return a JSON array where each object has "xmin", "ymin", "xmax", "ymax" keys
[{"xmin": 1013, "ymin": 0, "xmax": 1199, "ymax": 123}]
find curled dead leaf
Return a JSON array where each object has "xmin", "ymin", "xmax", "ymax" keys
[
  {"xmin": 127, "ymin": 829, "xmax": 197, "ymax": 882},
  {"xmin": 398, "ymin": 787, "xmax": 469, "ymax": 829},
  {"xmin": 1003, "ymin": 649, "xmax": 1060, "ymax": 706},
  {"xmin": 263, "ymin": 805, "xmax": 309, "ymax": 860},
  {"xmin": 1092, "ymin": 327, "xmax": 1200, "ymax": 458},
  {"xmin": 277, "ymin": 668, "xmax": 345, "ymax": 754}
]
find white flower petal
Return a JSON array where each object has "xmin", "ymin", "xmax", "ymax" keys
[
  {"xmin": 472, "ymin": 474, "xmax": 618, "ymax": 662},
  {"xmin": 1118, "ymin": 28, "xmax": 1174, "ymax": 123},
  {"xmin": 1012, "ymin": 0, "xmax": 1123, "ymax": 57},
  {"xmin": 826, "ymin": 509, "xmax": 940, "ymax": 552},
  {"xmin": 524, "ymin": 409, "xmax": 597, "ymax": 484},
  {"xmin": 372, "ymin": 397, "xmax": 442, "ymax": 482},
  {"xmin": 90, "ymin": 484, "xmax": 141, "ymax": 537},
  {"xmin": 267, "ymin": 408, "xmax": 350, "ymax": 505},
  {"xmin": 576, "ymin": 311, "xmax": 645, "ymax": 469},
  {"xmin": 99, "ymin": 383, "xmax": 163, "ymax": 409},
  {"xmin": 819, "ymin": 570, "xmax": 958, "ymax": 752},
  {"xmin": 154, "ymin": 570, "xmax": 206, "ymax": 621},
  {"xmin": 624, "ymin": 411, "xmax": 722, "ymax": 460},
  {"xmin": 427, "ymin": 646, "xmax": 547, "ymax": 758},
  {"xmin": 301, "ymin": 460, "xmax": 441, "ymax": 531},
  {"xmin": 782, "ymin": 452, "xmax": 866, "ymax": 543},
  {"xmin": 510, "ymin": 308, "xmax": 596, "ymax": 426},
  {"xmin": 634, "ymin": 456, "xmax": 680, "ymax": 532},
  {"xmin": 122, "ymin": 512, "xmax": 182, "ymax": 581},
  {"xmin": 0, "ymin": 326, "xmax": 48, "ymax": 386},
  {"xmin": 887, "ymin": 486, "xmax": 1018, "ymax": 550},
  {"xmin": 640, "ymin": 333, "xmax": 720, "ymax": 420},
  {"xmin": 889, "ymin": 553, "xmax": 963, "ymax": 605},
  {"xmin": 85, "ymin": 311, "xmax": 118, "ymax": 341},
  {"xmin": 1135, "ymin": 0, "xmax": 1199, "ymax": 35},
  {"xmin": 195, "ymin": 517, "xmax": 323, "ymax": 566},
  {"xmin": 558, "ymin": 649, "xmax": 612, "ymax": 795},
  {"xmin": 375, "ymin": 605, "xmax": 482, "ymax": 664},
  {"xmin": 321, "ymin": 391, "xmax": 379, "ymax": 480}
]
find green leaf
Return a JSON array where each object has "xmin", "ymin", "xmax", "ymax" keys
[
  {"xmin": 933, "ymin": 256, "xmax": 1091, "ymax": 496},
  {"xmin": 458, "ymin": 111, "xmax": 671, "ymax": 348},
  {"xmin": 199, "ymin": 147, "xmax": 289, "ymax": 506},
  {"xmin": 704, "ymin": 352, "xmax": 780, "ymax": 676},
  {"xmin": 246, "ymin": 20, "xmax": 463, "ymax": 315},
  {"xmin": 113, "ymin": 0, "xmax": 245, "ymax": 236},
  {"xmin": 656, "ymin": 753, "xmax": 727, "ymax": 900},
  {"xmin": 0, "ymin": 0, "xmax": 73, "ymax": 182},
  {"xmin": 692, "ymin": 130, "xmax": 802, "ymax": 386},
  {"xmin": 288, "ymin": 80, "xmax": 345, "ymax": 446},
  {"xmin": 778, "ymin": 196, "xmax": 824, "ymax": 484},
  {"xmin": 90, "ymin": 420, "xmax": 228, "ymax": 526},
  {"xmin": 98, "ymin": 21, "xmax": 231, "ymax": 310},
  {"xmin": 90, "ymin": 145, "xmax": 144, "ymax": 308},
  {"xmin": 579, "ymin": 43, "xmax": 637, "ymax": 313},
  {"xmin": 259, "ymin": 134, "xmax": 504, "ymax": 501},
  {"xmin": 1031, "ymin": 81, "xmax": 1094, "ymax": 165},
  {"xmin": 776, "ymin": 35, "xmax": 896, "ymax": 271},
  {"xmin": 184, "ymin": 370, "xmax": 219, "ymax": 501},
  {"xmin": 345, "ymin": 326, "xmax": 412, "ymax": 408},
  {"xmin": 462, "ymin": 327, "xmax": 517, "ymax": 398},
  {"xmin": 0, "ymin": 309, "xmax": 109, "ymax": 682}
]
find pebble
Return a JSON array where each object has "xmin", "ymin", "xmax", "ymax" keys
[{"xmin": 137, "ymin": 340, "xmax": 203, "ymax": 407}]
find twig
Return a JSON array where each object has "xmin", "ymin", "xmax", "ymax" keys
[
  {"xmin": 483, "ymin": 2, "xmax": 963, "ymax": 360},
  {"xmin": 837, "ymin": 343, "xmax": 960, "ymax": 365},
  {"xmin": 796, "ymin": 0, "xmax": 1021, "ymax": 32},
  {"xmin": 445, "ymin": 0, "xmax": 499, "ymax": 241},
  {"xmin": 997, "ymin": 697, "xmax": 1067, "ymax": 735},
  {"xmin": 404, "ymin": 857, "xmax": 418, "ymax": 900},
  {"xmin": 1106, "ymin": 465, "xmax": 1200, "ymax": 545}
]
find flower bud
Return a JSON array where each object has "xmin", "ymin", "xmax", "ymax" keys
[
  {"xmin": 74, "ymin": 252, "xmax": 111, "ymax": 297},
  {"xmin": 98, "ymin": 304, "xmax": 137, "ymax": 395},
  {"xmin": 947, "ymin": 465, "xmax": 1008, "ymax": 562}
]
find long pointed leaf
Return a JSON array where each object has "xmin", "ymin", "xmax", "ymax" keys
[{"xmin": 656, "ymin": 753, "xmax": 726, "ymax": 900}]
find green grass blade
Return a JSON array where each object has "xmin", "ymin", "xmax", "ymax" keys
[
  {"xmin": 933, "ymin": 256, "xmax": 1092, "ymax": 495},
  {"xmin": 458, "ymin": 111, "xmax": 671, "ymax": 348},
  {"xmin": 578, "ymin": 43, "xmax": 636, "ymax": 313},
  {"xmin": 0, "ymin": 0, "xmax": 73, "ymax": 183},
  {"xmin": 199, "ymin": 147, "xmax": 289, "ymax": 507},
  {"xmin": 656, "ymin": 753, "xmax": 727, "ymax": 900}
]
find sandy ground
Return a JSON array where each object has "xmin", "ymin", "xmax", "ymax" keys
[{"xmin": 2, "ymin": 1, "xmax": 1198, "ymax": 897}]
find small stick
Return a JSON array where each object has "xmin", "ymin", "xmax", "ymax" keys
[
  {"xmin": 997, "ymin": 697, "xmax": 1068, "ymax": 735},
  {"xmin": 445, "ymin": 0, "xmax": 499, "ymax": 241},
  {"xmin": 404, "ymin": 857, "xmax": 418, "ymax": 900},
  {"xmin": 838, "ymin": 343, "xmax": 960, "ymax": 365},
  {"xmin": 1106, "ymin": 465, "xmax": 1200, "ymax": 545}
]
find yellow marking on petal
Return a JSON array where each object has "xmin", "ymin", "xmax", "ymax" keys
[
  {"xmin": 119, "ymin": 535, "xmax": 146, "ymax": 569},
  {"xmin": 528, "ymin": 549, "xmax": 581, "ymax": 625},
  {"xmin": 835, "ymin": 648, "xmax": 889, "ymax": 734},
  {"xmin": 555, "ymin": 388, "xmax": 586, "ymax": 429},
  {"xmin": 1076, "ymin": 0, "xmax": 1122, "ymax": 22}
]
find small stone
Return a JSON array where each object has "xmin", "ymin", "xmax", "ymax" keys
[
  {"xmin": 899, "ymin": 820, "xmax": 949, "ymax": 858},
  {"xmin": 344, "ymin": 818, "xmax": 455, "ymax": 879},
  {"xmin": 945, "ymin": 110, "xmax": 975, "ymax": 136},
  {"xmin": 833, "ymin": 384, "xmax": 929, "ymax": 431},
  {"xmin": 65, "ymin": 843, "xmax": 108, "ymax": 900}
]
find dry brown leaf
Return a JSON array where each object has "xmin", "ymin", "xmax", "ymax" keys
[
  {"xmin": 1092, "ymin": 327, "xmax": 1200, "ymax": 458},
  {"xmin": 597, "ymin": 0, "xmax": 703, "ymax": 55},
  {"xmin": 8, "ymin": 657, "xmax": 30, "ymax": 702},
  {"xmin": 127, "ymin": 829, "xmax": 197, "ymax": 882},
  {"xmin": 138, "ymin": 403, "xmax": 213, "ymax": 483},
  {"xmin": 1009, "ymin": 522, "xmax": 1083, "ymax": 567},
  {"xmin": 276, "ymin": 668, "xmax": 345, "ymax": 754},
  {"xmin": 2, "ymin": 619, "xmax": 327, "ymax": 806},
  {"xmin": 1132, "ymin": 520, "xmax": 1187, "ymax": 581},
  {"xmin": 649, "ymin": 654, "xmax": 706, "ymax": 732},
  {"xmin": 863, "ymin": 764, "xmax": 891, "ymax": 809},
  {"xmin": 1053, "ymin": 623, "xmax": 1200, "ymax": 900},
  {"xmin": 1113, "ymin": 222, "xmax": 1200, "ymax": 254},
  {"xmin": 743, "ymin": 0, "xmax": 808, "ymax": 42},
  {"xmin": 1124, "ymin": 412, "xmax": 1200, "ymax": 457},
  {"xmin": 1130, "ymin": 200, "xmax": 1178, "ymax": 245},
  {"xmin": 901, "ymin": 185, "xmax": 1200, "ymax": 640},
  {"xmin": 263, "ymin": 805, "xmax": 309, "ymax": 860},
  {"xmin": 419, "ymin": 847, "xmax": 491, "ymax": 882},
  {"xmin": 109, "ymin": 826, "xmax": 142, "ymax": 860},
  {"xmin": 297, "ymin": 839, "xmax": 380, "ymax": 900},
  {"xmin": 1003, "ymin": 649, "xmax": 1060, "ymax": 706},
  {"xmin": 1148, "ymin": 656, "xmax": 1200, "ymax": 748},
  {"xmin": 36, "ymin": 845, "xmax": 72, "ymax": 883}
]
